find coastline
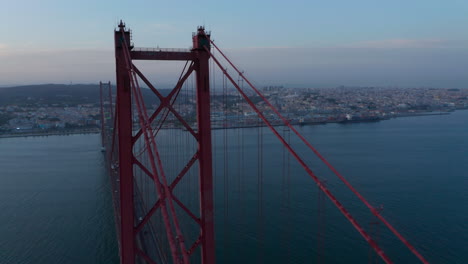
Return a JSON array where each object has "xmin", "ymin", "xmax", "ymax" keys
[
  {"xmin": 0, "ymin": 109, "xmax": 465, "ymax": 138},
  {"xmin": 0, "ymin": 128, "xmax": 100, "ymax": 138}
]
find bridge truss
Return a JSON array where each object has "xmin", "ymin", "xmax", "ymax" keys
[{"xmin": 100, "ymin": 21, "xmax": 429, "ymax": 264}]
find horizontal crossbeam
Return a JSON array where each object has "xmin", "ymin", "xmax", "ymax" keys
[{"xmin": 131, "ymin": 50, "xmax": 194, "ymax": 61}]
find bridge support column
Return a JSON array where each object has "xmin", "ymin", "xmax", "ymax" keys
[
  {"xmin": 115, "ymin": 23, "xmax": 135, "ymax": 264},
  {"xmin": 194, "ymin": 27, "xmax": 216, "ymax": 264}
]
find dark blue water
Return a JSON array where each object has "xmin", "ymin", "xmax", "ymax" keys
[
  {"xmin": 0, "ymin": 134, "xmax": 119, "ymax": 264},
  {"xmin": 212, "ymin": 110, "xmax": 468, "ymax": 264},
  {"xmin": 1, "ymin": 110, "xmax": 467, "ymax": 263}
]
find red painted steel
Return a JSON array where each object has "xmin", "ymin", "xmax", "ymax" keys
[
  {"xmin": 118, "ymin": 27, "xmax": 184, "ymax": 264},
  {"xmin": 131, "ymin": 76, "xmax": 187, "ymax": 264},
  {"xmin": 207, "ymin": 39, "xmax": 429, "ymax": 264},
  {"xmin": 131, "ymin": 50, "xmax": 194, "ymax": 61},
  {"xmin": 193, "ymin": 28, "xmax": 216, "ymax": 264},
  {"xmin": 112, "ymin": 22, "xmax": 216, "ymax": 264},
  {"xmin": 207, "ymin": 49, "xmax": 393, "ymax": 264},
  {"xmin": 134, "ymin": 151, "xmax": 199, "ymax": 234},
  {"xmin": 107, "ymin": 21, "xmax": 429, "ymax": 264},
  {"xmin": 114, "ymin": 22, "xmax": 135, "ymax": 264}
]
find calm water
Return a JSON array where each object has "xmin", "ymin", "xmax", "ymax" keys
[
  {"xmin": 0, "ymin": 134, "xmax": 119, "ymax": 264},
  {"xmin": 1, "ymin": 110, "xmax": 467, "ymax": 263}
]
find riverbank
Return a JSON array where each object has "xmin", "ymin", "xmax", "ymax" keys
[
  {"xmin": 0, "ymin": 110, "xmax": 464, "ymax": 138},
  {"xmin": 0, "ymin": 128, "xmax": 99, "ymax": 138},
  {"xmin": 211, "ymin": 111, "xmax": 456, "ymax": 129}
]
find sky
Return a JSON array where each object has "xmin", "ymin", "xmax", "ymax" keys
[{"xmin": 1, "ymin": 0, "xmax": 468, "ymax": 88}]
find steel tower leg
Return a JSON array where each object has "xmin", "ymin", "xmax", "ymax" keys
[
  {"xmin": 115, "ymin": 25, "xmax": 135, "ymax": 264},
  {"xmin": 194, "ymin": 30, "xmax": 216, "ymax": 264}
]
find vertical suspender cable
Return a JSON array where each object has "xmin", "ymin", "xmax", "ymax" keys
[
  {"xmin": 257, "ymin": 110, "xmax": 264, "ymax": 264},
  {"xmin": 207, "ymin": 49, "xmax": 393, "ymax": 263},
  {"xmin": 317, "ymin": 180, "xmax": 326, "ymax": 264},
  {"xmin": 236, "ymin": 74, "xmax": 243, "ymax": 243},
  {"xmin": 223, "ymin": 71, "xmax": 230, "ymax": 262},
  {"xmin": 281, "ymin": 126, "xmax": 292, "ymax": 263},
  {"xmin": 206, "ymin": 38, "xmax": 427, "ymax": 264},
  {"xmin": 119, "ymin": 31, "xmax": 189, "ymax": 264}
]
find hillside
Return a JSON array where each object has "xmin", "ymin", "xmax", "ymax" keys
[{"xmin": 0, "ymin": 84, "xmax": 170, "ymax": 106}]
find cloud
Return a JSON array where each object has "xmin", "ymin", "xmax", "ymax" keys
[
  {"xmin": 348, "ymin": 38, "xmax": 448, "ymax": 49},
  {"xmin": 0, "ymin": 48, "xmax": 115, "ymax": 85},
  {"xmin": 1, "ymin": 43, "xmax": 467, "ymax": 88},
  {"xmin": 0, "ymin": 43, "xmax": 8, "ymax": 54}
]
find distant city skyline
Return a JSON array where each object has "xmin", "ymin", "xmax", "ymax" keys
[{"xmin": 2, "ymin": 0, "xmax": 468, "ymax": 88}]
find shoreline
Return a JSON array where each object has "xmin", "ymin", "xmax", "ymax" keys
[
  {"xmin": 1, "ymin": 110, "xmax": 465, "ymax": 138},
  {"xmin": 0, "ymin": 128, "xmax": 100, "ymax": 138}
]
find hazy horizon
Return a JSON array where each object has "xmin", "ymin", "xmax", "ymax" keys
[{"xmin": 2, "ymin": 0, "xmax": 468, "ymax": 88}]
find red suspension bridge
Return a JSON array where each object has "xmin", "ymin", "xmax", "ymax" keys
[{"xmin": 99, "ymin": 21, "xmax": 430, "ymax": 264}]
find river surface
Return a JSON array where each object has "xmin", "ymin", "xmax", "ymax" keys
[{"xmin": 0, "ymin": 110, "xmax": 466, "ymax": 263}]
